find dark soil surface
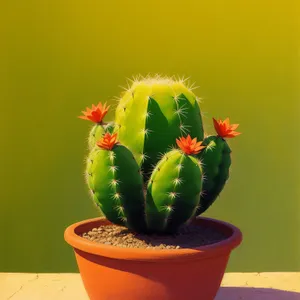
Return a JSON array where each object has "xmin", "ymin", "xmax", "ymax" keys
[{"xmin": 81, "ymin": 223, "xmax": 227, "ymax": 249}]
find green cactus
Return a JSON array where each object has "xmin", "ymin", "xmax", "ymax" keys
[
  {"xmin": 88, "ymin": 122, "xmax": 115, "ymax": 150},
  {"xmin": 79, "ymin": 76, "xmax": 241, "ymax": 235},
  {"xmin": 79, "ymin": 102, "xmax": 113, "ymax": 150},
  {"xmin": 86, "ymin": 134, "xmax": 147, "ymax": 233},
  {"xmin": 146, "ymin": 148, "xmax": 203, "ymax": 233},
  {"xmin": 195, "ymin": 136, "xmax": 231, "ymax": 215},
  {"xmin": 114, "ymin": 76, "xmax": 204, "ymax": 181}
]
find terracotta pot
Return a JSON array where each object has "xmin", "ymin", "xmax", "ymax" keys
[{"xmin": 64, "ymin": 217, "xmax": 242, "ymax": 300}]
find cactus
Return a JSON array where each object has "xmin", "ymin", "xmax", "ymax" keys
[
  {"xmin": 79, "ymin": 102, "xmax": 113, "ymax": 150},
  {"xmin": 196, "ymin": 118, "xmax": 241, "ymax": 215},
  {"xmin": 79, "ymin": 76, "xmax": 241, "ymax": 234},
  {"xmin": 88, "ymin": 122, "xmax": 115, "ymax": 150},
  {"xmin": 114, "ymin": 75, "xmax": 204, "ymax": 181},
  {"xmin": 86, "ymin": 132, "xmax": 147, "ymax": 232},
  {"xmin": 146, "ymin": 136, "xmax": 205, "ymax": 233}
]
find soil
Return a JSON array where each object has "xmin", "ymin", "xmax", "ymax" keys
[{"xmin": 81, "ymin": 223, "xmax": 227, "ymax": 249}]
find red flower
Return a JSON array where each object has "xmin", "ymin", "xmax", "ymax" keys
[
  {"xmin": 176, "ymin": 135, "xmax": 205, "ymax": 155},
  {"xmin": 213, "ymin": 118, "xmax": 241, "ymax": 138},
  {"xmin": 79, "ymin": 102, "xmax": 110, "ymax": 123},
  {"xmin": 97, "ymin": 132, "xmax": 118, "ymax": 150}
]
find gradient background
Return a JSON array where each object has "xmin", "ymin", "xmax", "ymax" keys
[{"xmin": 1, "ymin": 0, "xmax": 299, "ymax": 272}]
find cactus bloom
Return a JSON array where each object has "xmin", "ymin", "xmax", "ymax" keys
[
  {"xmin": 79, "ymin": 102, "xmax": 110, "ymax": 123},
  {"xmin": 213, "ymin": 118, "xmax": 241, "ymax": 138},
  {"xmin": 97, "ymin": 132, "xmax": 118, "ymax": 150},
  {"xmin": 176, "ymin": 135, "xmax": 205, "ymax": 155}
]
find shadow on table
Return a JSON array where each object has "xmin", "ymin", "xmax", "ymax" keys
[{"xmin": 215, "ymin": 287, "xmax": 300, "ymax": 300}]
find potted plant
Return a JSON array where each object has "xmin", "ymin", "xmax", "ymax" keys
[{"xmin": 64, "ymin": 75, "xmax": 243, "ymax": 300}]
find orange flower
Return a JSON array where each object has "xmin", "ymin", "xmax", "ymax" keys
[
  {"xmin": 176, "ymin": 135, "xmax": 206, "ymax": 155},
  {"xmin": 213, "ymin": 118, "xmax": 241, "ymax": 138},
  {"xmin": 97, "ymin": 132, "xmax": 118, "ymax": 150},
  {"xmin": 78, "ymin": 102, "xmax": 110, "ymax": 123}
]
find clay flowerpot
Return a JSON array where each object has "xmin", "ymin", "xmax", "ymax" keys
[{"xmin": 64, "ymin": 216, "xmax": 242, "ymax": 300}]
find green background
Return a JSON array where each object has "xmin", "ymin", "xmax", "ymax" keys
[{"xmin": 1, "ymin": 0, "xmax": 299, "ymax": 272}]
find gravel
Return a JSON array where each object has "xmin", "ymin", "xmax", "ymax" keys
[{"xmin": 81, "ymin": 223, "xmax": 227, "ymax": 249}]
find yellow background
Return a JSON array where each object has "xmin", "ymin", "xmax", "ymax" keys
[{"xmin": 0, "ymin": 0, "xmax": 299, "ymax": 272}]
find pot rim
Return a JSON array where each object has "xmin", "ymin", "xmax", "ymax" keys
[{"xmin": 64, "ymin": 216, "xmax": 242, "ymax": 262}]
